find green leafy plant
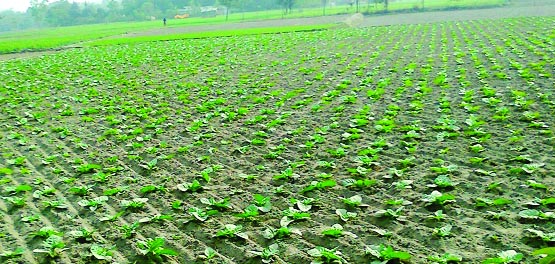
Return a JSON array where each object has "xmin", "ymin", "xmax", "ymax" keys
[
  {"xmin": 422, "ymin": 191, "xmax": 456, "ymax": 205},
  {"xmin": 321, "ymin": 224, "xmax": 357, "ymax": 238},
  {"xmin": 235, "ymin": 204, "xmax": 259, "ymax": 220},
  {"xmin": 33, "ymin": 235, "xmax": 67, "ymax": 258},
  {"xmin": 69, "ymin": 228, "xmax": 96, "ymax": 243},
  {"xmin": 199, "ymin": 247, "xmax": 217, "ymax": 261},
  {"xmin": 176, "ymin": 180, "xmax": 203, "ymax": 192},
  {"xmin": 428, "ymin": 252, "xmax": 463, "ymax": 263},
  {"xmin": 336, "ymin": 209, "xmax": 357, "ymax": 222},
  {"xmin": 139, "ymin": 214, "xmax": 174, "ymax": 223},
  {"xmin": 30, "ymin": 226, "xmax": 63, "ymax": 238},
  {"xmin": 120, "ymin": 198, "xmax": 148, "ymax": 211},
  {"xmin": 78, "ymin": 196, "xmax": 108, "ymax": 211},
  {"xmin": 0, "ymin": 247, "xmax": 24, "ymax": 260},
  {"xmin": 475, "ymin": 198, "xmax": 513, "ymax": 208},
  {"xmin": 216, "ymin": 224, "xmax": 248, "ymax": 239},
  {"xmin": 188, "ymin": 207, "xmax": 218, "ymax": 222},
  {"xmin": 301, "ymin": 179, "xmax": 336, "ymax": 194},
  {"xmin": 69, "ymin": 185, "xmax": 94, "ymax": 196},
  {"xmin": 482, "ymin": 250, "xmax": 523, "ymax": 264},
  {"xmin": 428, "ymin": 175, "xmax": 457, "ymax": 188},
  {"xmin": 262, "ymin": 224, "xmax": 302, "ymax": 239},
  {"xmin": 365, "ymin": 244, "xmax": 411, "ymax": 262},
  {"xmin": 249, "ymin": 244, "xmax": 279, "ymax": 263},
  {"xmin": 120, "ymin": 221, "xmax": 140, "ymax": 239},
  {"xmin": 136, "ymin": 237, "xmax": 177, "ymax": 262},
  {"xmin": 253, "ymin": 194, "xmax": 272, "ymax": 213},
  {"xmin": 433, "ymin": 224, "xmax": 453, "ymax": 237},
  {"xmin": 200, "ymin": 197, "xmax": 231, "ymax": 211},
  {"xmin": 307, "ymin": 246, "xmax": 346, "ymax": 264},
  {"xmin": 90, "ymin": 244, "xmax": 115, "ymax": 261},
  {"xmin": 342, "ymin": 195, "xmax": 369, "ymax": 207},
  {"xmin": 533, "ymin": 247, "xmax": 555, "ymax": 264},
  {"xmin": 519, "ymin": 209, "xmax": 555, "ymax": 220},
  {"xmin": 76, "ymin": 163, "xmax": 101, "ymax": 173},
  {"xmin": 375, "ymin": 206, "xmax": 407, "ymax": 221}
]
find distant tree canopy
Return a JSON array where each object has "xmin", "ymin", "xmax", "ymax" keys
[{"xmin": 0, "ymin": 0, "xmax": 342, "ymax": 31}]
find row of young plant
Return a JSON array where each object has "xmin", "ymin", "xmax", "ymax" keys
[{"xmin": 1, "ymin": 16, "xmax": 554, "ymax": 263}]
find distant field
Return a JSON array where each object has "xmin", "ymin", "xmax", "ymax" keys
[{"xmin": 0, "ymin": 0, "xmax": 508, "ymax": 54}]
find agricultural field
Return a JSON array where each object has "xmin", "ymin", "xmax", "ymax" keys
[{"xmin": 1, "ymin": 14, "xmax": 555, "ymax": 264}]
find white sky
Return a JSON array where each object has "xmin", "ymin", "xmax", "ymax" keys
[{"xmin": 0, "ymin": 0, "xmax": 102, "ymax": 12}]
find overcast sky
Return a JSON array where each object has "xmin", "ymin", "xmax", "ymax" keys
[{"xmin": 0, "ymin": 0, "xmax": 102, "ymax": 12}]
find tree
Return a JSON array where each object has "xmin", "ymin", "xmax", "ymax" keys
[
  {"xmin": 28, "ymin": 0, "xmax": 49, "ymax": 26},
  {"xmin": 219, "ymin": 0, "xmax": 233, "ymax": 21},
  {"xmin": 322, "ymin": 0, "xmax": 327, "ymax": 15},
  {"xmin": 278, "ymin": 0, "xmax": 294, "ymax": 15}
]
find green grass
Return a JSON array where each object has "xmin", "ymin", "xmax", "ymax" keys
[
  {"xmin": 0, "ymin": 0, "xmax": 508, "ymax": 54},
  {"xmin": 84, "ymin": 24, "xmax": 338, "ymax": 47}
]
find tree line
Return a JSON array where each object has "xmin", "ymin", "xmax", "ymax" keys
[{"xmin": 0, "ymin": 0, "xmax": 392, "ymax": 32}]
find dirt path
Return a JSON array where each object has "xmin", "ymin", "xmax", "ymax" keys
[{"xmin": 1, "ymin": 2, "xmax": 554, "ymax": 61}]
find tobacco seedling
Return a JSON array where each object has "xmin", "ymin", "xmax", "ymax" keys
[
  {"xmin": 253, "ymin": 194, "xmax": 272, "ymax": 212},
  {"xmin": 140, "ymin": 185, "xmax": 166, "ymax": 194},
  {"xmin": 526, "ymin": 229, "xmax": 555, "ymax": 242},
  {"xmin": 90, "ymin": 244, "xmax": 115, "ymax": 261},
  {"xmin": 76, "ymin": 163, "xmax": 101, "ymax": 174},
  {"xmin": 428, "ymin": 175, "xmax": 457, "ymax": 188},
  {"xmin": 103, "ymin": 186, "xmax": 126, "ymax": 196},
  {"xmin": 42, "ymin": 199, "xmax": 68, "ymax": 209},
  {"xmin": 342, "ymin": 195, "xmax": 369, "ymax": 208},
  {"xmin": 249, "ymin": 244, "xmax": 279, "ymax": 263},
  {"xmin": 482, "ymin": 250, "xmax": 523, "ymax": 264},
  {"xmin": 199, "ymin": 247, "xmax": 217, "ymax": 260},
  {"xmin": 69, "ymin": 228, "xmax": 96, "ymax": 243},
  {"xmin": 307, "ymin": 247, "xmax": 346, "ymax": 264},
  {"xmin": 526, "ymin": 180, "xmax": 548, "ymax": 190},
  {"xmin": 139, "ymin": 214, "xmax": 173, "ymax": 223},
  {"xmin": 262, "ymin": 224, "xmax": 302, "ymax": 239},
  {"xmin": 216, "ymin": 224, "xmax": 248, "ymax": 239},
  {"xmin": 0, "ymin": 248, "xmax": 24, "ymax": 259},
  {"xmin": 335, "ymin": 208, "xmax": 357, "ymax": 222},
  {"xmin": 273, "ymin": 167, "xmax": 299, "ymax": 181},
  {"xmin": 533, "ymin": 247, "xmax": 555, "ymax": 264},
  {"xmin": 22, "ymin": 214, "xmax": 41, "ymax": 223},
  {"xmin": 475, "ymin": 198, "xmax": 513, "ymax": 208},
  {"xmin": 375, "ymin": 206, "xmax": 407, "ymax": 221},
  {"xmin": 121, "ymin": 198, "xmax": 148, "ymax": 211},
  {"xmin": 176, "ymin": 180, "xmax": 203, "ymax": 192},
  {"xmin": 428, "ymin": 252, "xmax": 463, "ymax": 263},
  {"xmin": 33, "ymin": 187, "xmax": 56, "ymax": 198},
  {"xmin": 428, "ymin": 210, "xmax": 446, "ymax": 221},
  {"xmin": 4, "ymin": 184, "xmax": 32, "ymax": 195},
  {"xmin": 519, "ymin": 209, "xmax": 555, "ymax": 220},
  {"xmin": 99, "ymin": 211, "xmax": 125, "ymax": 222},
  {"xmin": 4, "ymin": 196, "xmax": 26, "ymax": 208},
  {"xmin": 365, "ymin": 244, "xmax": 411, "ymax": 262},
  {"xmin": 321, "ymin": 224, "xmax": 357, "ymax": 238},
  {"xmin": 69, "ymin": 185, "xmax": 94, "ymax": 196},
  {"xmin": 30, "ymin": 226, "xmax": 63, "ymax": 238},
  {"xmin": 33, "ymin": 235, "xmax": 67, "ymax": 258},
  {"xmin": 189, "ymin": 207, "xmax": 218, "ymax": 222},
  {"xmin": 342, "ymin": 178, "xmax": 377, "ymax": 189},
  {"xmin": 200, "ymin": 197, "xmax": 231, "ymax": 211},
  {"xmin": 120, "ymin": 222, "xmax": 140, "ymax": 239},
  {"xmin": 281, "ymin": 207, "xmax": 311, "ymax": 226},
  {"xmin": 301, "ymin": 180, "xmax": 336, "ymax": 194},
  {"xmin": 235, "ymin": 204, "xmax": 259, "ymax": 220},
  {"xmin": 78, "ymin": 196, "xmax": 108, "ymax": 211},
  {"xmin": 137, "ymin": 237, "xmax": 177, "ymax": 262},
  {"xmin": 434, "ymin": 224, "xmax": 453, "ymax": 237},
  {"xmin": 422, "ymin": 191, "xmax": 456, "ymax": 205}
]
